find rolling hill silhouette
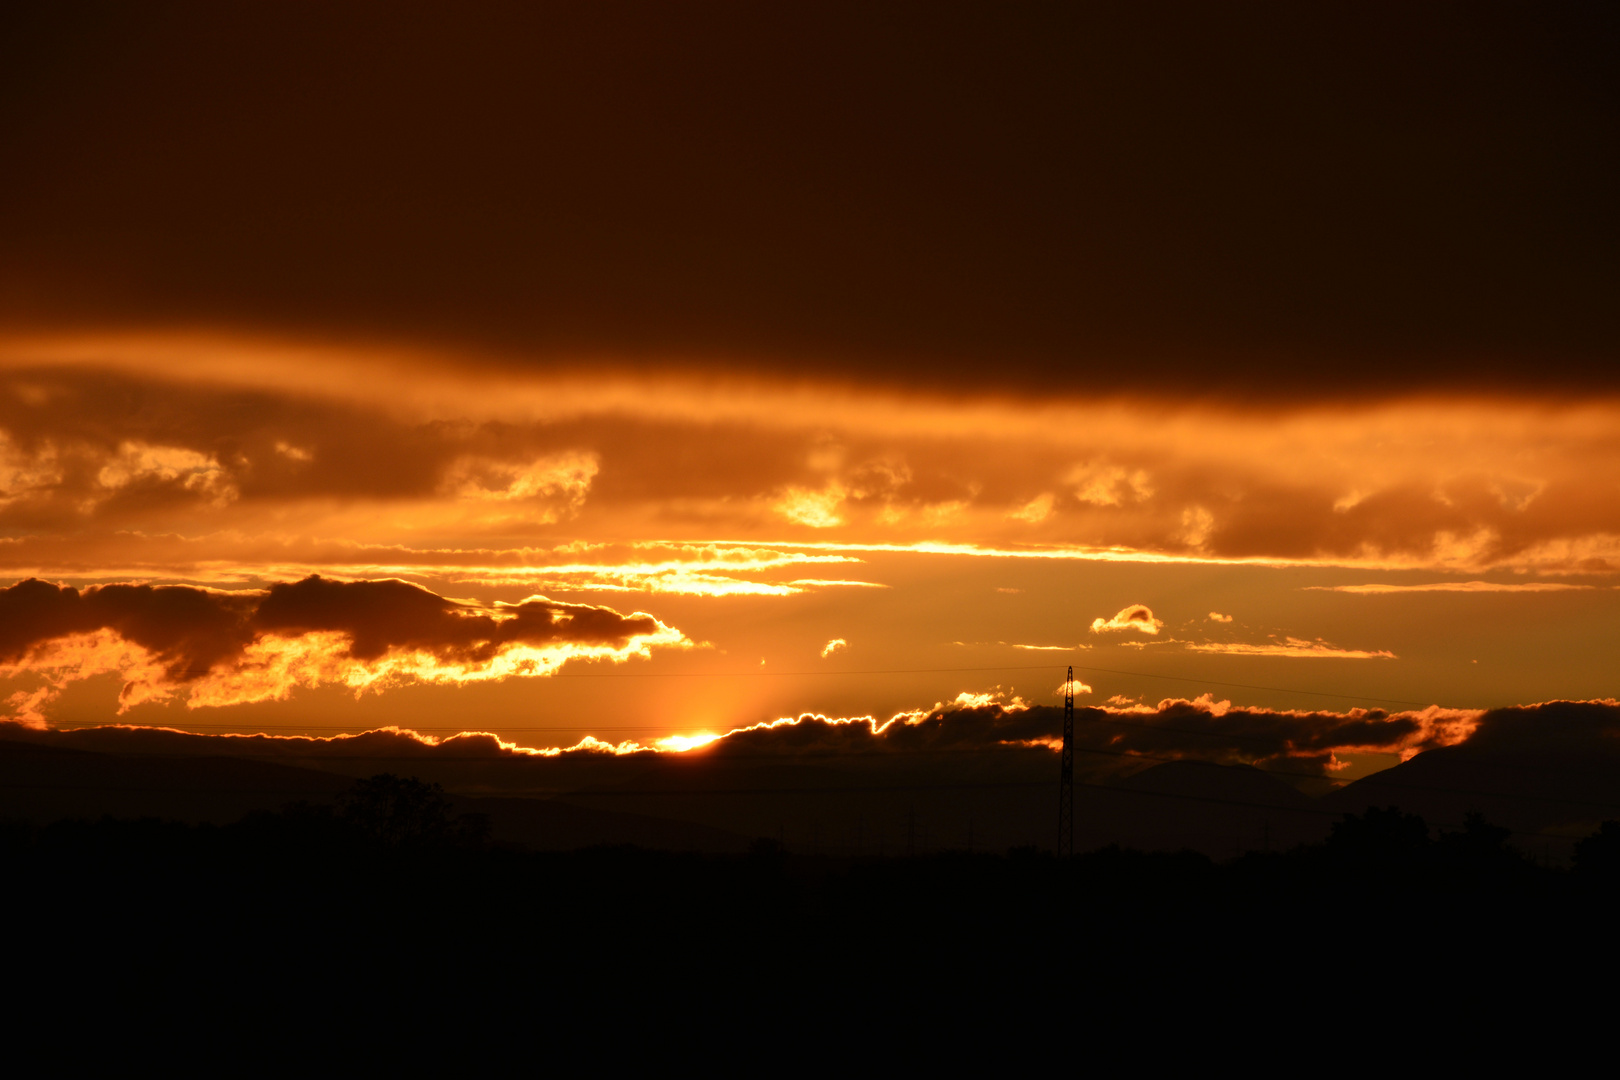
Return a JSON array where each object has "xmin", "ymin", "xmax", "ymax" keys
[
  {"xmin": 0, "ymin": 737, "xmax": 747, "ymax": 852},
  {"xmin": 7, "ymin": 700, "xmax": 1619, "ymax": 857}
]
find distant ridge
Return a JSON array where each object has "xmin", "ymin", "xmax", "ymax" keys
[
  {"xmin": 6, "ymin": 717, "xmax": 1617, "ymax": 858},
  {"xmin": 0, "ymin": 738, "xmax": 749, "ymax": 853}
]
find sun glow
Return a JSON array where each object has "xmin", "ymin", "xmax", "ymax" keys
[{"xmin": 655, "ymin": 731, "xmax": 722, "ymax": 752}]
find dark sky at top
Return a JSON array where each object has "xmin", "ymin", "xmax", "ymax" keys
[{"xmin": 1, "ymin": 2, "xmax": 1615, "ymax": 398}]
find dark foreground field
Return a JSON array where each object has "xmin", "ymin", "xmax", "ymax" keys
[{"xmin": 7, "ymin": 773, "xmax": 1619, "ymax": 1060}]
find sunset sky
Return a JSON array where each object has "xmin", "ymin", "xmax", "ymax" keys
[{"xmin": 1, "ymin": 3, "xmax": 1615, "ymax": 776}]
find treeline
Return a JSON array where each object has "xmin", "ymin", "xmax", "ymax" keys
[
  {"xmin": 12, "ymin": 772, "xmax": 1616, "ymax": 881},
  {"xmin": 6, "ymin": 774, "xmax": 1619, "ymax": 1030}
]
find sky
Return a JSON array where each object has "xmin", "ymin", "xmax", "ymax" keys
[{"xmin": 0, "ymin": 3, "xmax": 1616, "ymax": 779}]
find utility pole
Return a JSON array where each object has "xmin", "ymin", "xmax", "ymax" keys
[{"xmin": 1058, "ymin": 665, "xmax": 1074, "ymax": 856}]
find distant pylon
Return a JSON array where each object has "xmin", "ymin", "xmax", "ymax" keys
[{"xmin": 1058, "ymin": 665, "xmax": 1075, "ymax": 856}]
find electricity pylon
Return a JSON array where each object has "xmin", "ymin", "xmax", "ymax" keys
[{"xmin": 1059, "ymin": 664, "xmax": 1074, "ymax": 856}]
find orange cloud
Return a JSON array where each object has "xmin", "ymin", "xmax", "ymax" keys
[
  {"xmin": 1091, "ymin": 604, "xmax": 1164, "ymax": 635},
  {"xmin": 1306, "ymin": 581, "xmax": 1596, "ymax": 594},
  {"xmin": 1187, "ymin": 637, "xmax": 1396, "ymax": 659},
  {"xmin": 0, "ymin": 576, "xmax": 687, "ymax": 723},
  {"xmin": 2, "ymin": 685, "xmax": 1511, "ymax": 778},
  {"xmin": 607, "ymin": 691, "xmax": 1477, "ymax": 771},
  {"xmin": 4, "ymin": 338, "xmax": 1620, "ymax": 576}
]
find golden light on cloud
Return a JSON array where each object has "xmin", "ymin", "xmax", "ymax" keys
[
  {"xmin": 1068, "ymin": 463, "xmax": 1154, "ymax": 507},
  {"xmin": 0, "ymin": 333, "xmax": 1615, "ymax": 743},
  {"xmin": 0, "ymin": 577, "xmax": 688, "ymax": 726},
  {"xmin": 95, "ymin": 441, "xmax": 236, "ymax": 506},
  {"xmin": 441, "ymin": 450, "xmax": 599, "ymax": 507},
  {"xmin": 1091, "ymin": 605, "xmax": 1164, "ymax": 635},
  {"xmin": 772, "ymin": 484, "xmax": 846, "ymax": 528},
  {"xmin": 2, "ymin": 1, "xmax": 1615, "ymax": 788},
  {"xmin": 6, "ymin": 333, "xmax": 1620, "ymax": 575},
  {"xmin": 1007, "ymin": 493, "xmax": 1055, "ymax": 523},
  {"xmin": 1187, "ymin": 638, "xmax": 1396, "ymax": 660},
  {"xmin": 1307, "ymin": 581, "xmax": 1597, "ymax": 594}
]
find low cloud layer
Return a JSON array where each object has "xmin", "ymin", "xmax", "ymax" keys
[
  {"xmin": 2, "ymin": 688, "xmax": 1488, "ymax": 783},
  {"xmin": 0, "ymin": 576, "xmax": 685, "ymax": 721},
  {"xmin": 693, "ymin": 694, "xmax": 1475, "ymax": 776}
]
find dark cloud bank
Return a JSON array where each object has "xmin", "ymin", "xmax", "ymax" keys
[
  {"xmin": 6, "ymin": 697, "xmax": 1618, "ymax": 858},
  {"xmin": 0, "ymin": 575, "xmax": 665, "ymax": 683},
  {"xmin": 3, "ymin": 3, "xmax": 1615, "ymax": 397}
]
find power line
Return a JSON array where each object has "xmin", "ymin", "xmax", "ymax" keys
[{"xmin": 1059, "ymin": 664, "xmax": 1074, "ymax": 856}]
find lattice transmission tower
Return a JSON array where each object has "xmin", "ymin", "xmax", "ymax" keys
[{"xmin": 1058, "ymin": 665, "xmax": 1075, "ymax": 856}]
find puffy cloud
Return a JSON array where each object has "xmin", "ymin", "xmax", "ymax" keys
[
  {"xmin": 1007, "ymin": 493, "xmax": 1055, "ymax": 523},
  {"xmin": 0, "ymin": 576, "xmax": 686, "ymax": 721},
  {"xmin": 1207, "ymin": 612, "xmax": 1233, "ymax": 622},
  {"xmin": 820, "ymin": 638, "xmax": 848, "ymax": 658},
  {"xmin": 0, "ymin": 433, "xmax": 63, "ymax": 505},
  {"xmin": 440, "ymin": 450, "xmax": 598, "ymax": 513},
  {"xmin": 1436, "ymin": 698, "xmax": 1620, "ymax": 757},
  {"xmin": 1091, "ymin": 604, "xmax": 1164, "ymax": 635},
  {"xmin": 772, "ymin": 484, "xmax": 845, "ymax": 527},
  {"xmin": 0, "ymin": 579, "xmax": 258, "ymax": 678},
  {"xmin": 1067, "ymin": 463, "xmax": 1154, "ymax": 507},
  {"xmin": 1176, "ymin": 506, "xmax": 1215, "ymax": 547},
  {"xmin": 95, "ymin": 441, "xmax": 236, "ymax": 506}
]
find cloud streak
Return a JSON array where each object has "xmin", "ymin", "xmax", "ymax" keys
[
  {"xmin": 1187, "ymin": 639, "xmax": 1397, "ymax": 659},
  {"xmin": 1307, "ymin": 581, "xmax": 1597, "ymax": 594}
]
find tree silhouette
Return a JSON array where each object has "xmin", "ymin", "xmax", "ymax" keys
[
  {"xmin": 1323, "ymin": 806, "xmax": 1430, "ymax": 870},
  {"xmin": 338, "ymin": 774, "xmax": 486, "ymax": 850},
  {"xmin": 1573, "ymin": 820, "xmax": 1620, "ymax": 887},
  {"xmin": 1436, "ymin": 810, "xmax": 1513, "ymax": 861}
]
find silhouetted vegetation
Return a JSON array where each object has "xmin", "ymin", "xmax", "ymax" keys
[
  {"xmin": 4, "ymin": 781, "xmax": 1617, "ymax": 1041},
  {"xmin": 1573, "ymin": 820, "xmax": 1620, "ymax": 887}
]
